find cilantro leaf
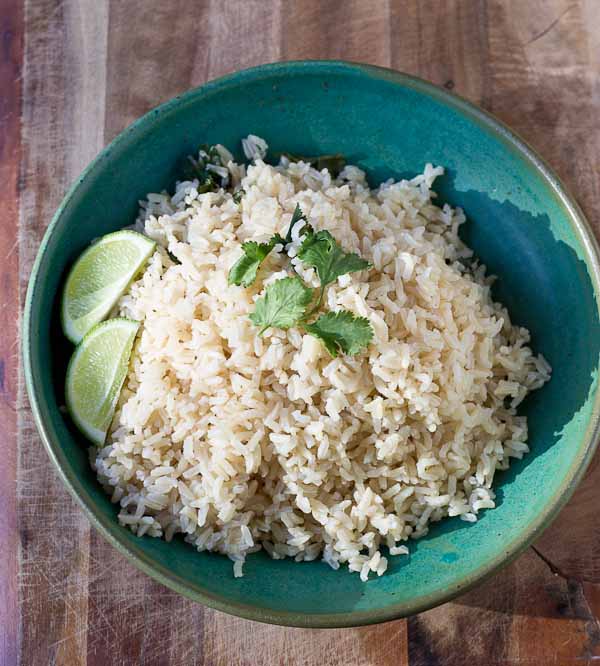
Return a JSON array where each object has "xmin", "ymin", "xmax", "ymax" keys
[
  {"xmin": 228, "ymin": 239, "xmax": 277, "ymax": 287},
  {"xmin": 280, "ymin": 153, "xmax": 346, "ymax": 177},
  {"xmin": 181, "ymin": 144, "xmax": 229, "ymax": 192},
  {"xmin": 304, "ymin": 311, "xmax": 374, "ymax": 357},
  {"xmin": 227, "ymin": 204, "xmax": 313, "ymax": 288},
  {"xmin": 282, "ymin": 204, "xmax": 312, "ymax": 245},
  {"xmin": 249, "ymin": 277, "xmax": 313, "ymax": 334},
  {"xmin": 297, "ymin": 230, "xmax": 370, "ymax": 287}
]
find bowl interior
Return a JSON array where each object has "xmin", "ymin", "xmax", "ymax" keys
[{"xmin": 26, "ymin": 62, "xmax": 600, "ymax": 626}]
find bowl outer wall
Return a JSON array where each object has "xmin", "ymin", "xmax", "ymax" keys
[{"xmin": 23, "ymin": 61, "xmax": 600, "ymax": 627}]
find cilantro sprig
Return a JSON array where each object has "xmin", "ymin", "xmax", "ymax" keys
[
  {"xmin": 249, "ymin": 279, "xmax": 373, "ymax": 357},
  {"xmin": 179, "ymin": 143, "xmax": 246, "ymax": 205},
  {"xmin": 297, "ymin": 230, "xmax": 370, "ymax": 287},
  {"xmin": 183, "ymin": 144, "xmax": 228, "ymax": 193},
  {"xmin": 281, "ymin": 204, "xmax": 311, "ymax": 246},
  {"xmin": 249, "ymin": 277, "xmax": 313, "ymax": 334},
  {"xmin": 228, "ymin": 204, "xmax": 373, "ymax": 357},
  {"xmin": 297, "ymin": 229, "xmax": 371, "ymax": 315},
  {"xmin": 304, "ymin": 311, "xmax": 374, "ymax": 357},
  {"xmin": 228, "ymin": 204, "xmax": 311, "ymax": 288},
  {"xmin": 228, "ymin": 239, "xmax": 279, "ymax": 288}
]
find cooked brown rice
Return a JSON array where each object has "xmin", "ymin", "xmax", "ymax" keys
[{"xmin": 94, "ymin": 139, "xmax": 551, "ymax": 580}]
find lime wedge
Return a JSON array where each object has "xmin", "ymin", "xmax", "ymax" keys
[
  {"xmin": 61, "ymin": 230, "xmax": 155, "ymax": 344},
  {"xmin": 65, "ymin": 318, "xmax": 139, "ymax": 445}
]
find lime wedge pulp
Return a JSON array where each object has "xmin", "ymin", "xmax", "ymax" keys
[
  {"xmin": 65, "ymin": 318, "xmax": 139, "ymax": 445},
  {"xmin": 61, "ymin": 230, "xmax": 155, "ymax": 344}
]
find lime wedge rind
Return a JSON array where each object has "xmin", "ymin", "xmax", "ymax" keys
[
  {"xmin": 61, "ymin": 230, "xmax": 155, "ymax": 344},
  {"xmin": 65, "ymin": 318, "xmax": 139, "ymax": 446}
]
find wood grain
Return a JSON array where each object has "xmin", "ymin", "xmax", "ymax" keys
[
  {"xmin": 7, "ymin": 0, "xmax": 600, "ymax": 664},
  {"xmin": 0, "ymin": 2, "xmax": 23, "ymax": 665},
  {"xmin": 18, "ymin": 2, "xmax": 107, "ymax": 664}
]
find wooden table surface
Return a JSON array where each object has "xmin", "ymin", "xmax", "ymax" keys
[{"xmin": 2, "ymin": 1, "xmax": 600, "ymax": 664}]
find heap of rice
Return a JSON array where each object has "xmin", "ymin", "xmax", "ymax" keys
[{"xmin": 94, "ymin": 138, "xmax": 551, "ymax": 580}]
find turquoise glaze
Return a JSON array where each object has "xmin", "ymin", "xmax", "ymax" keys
[{"xmin": 24, "ymin": 62, "xmax": 600, "ymax": 627}]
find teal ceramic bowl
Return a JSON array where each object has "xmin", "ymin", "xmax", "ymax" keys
[{"xmin": 24, "ymin": 61, "xmax": 600, "ymax": 627}]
